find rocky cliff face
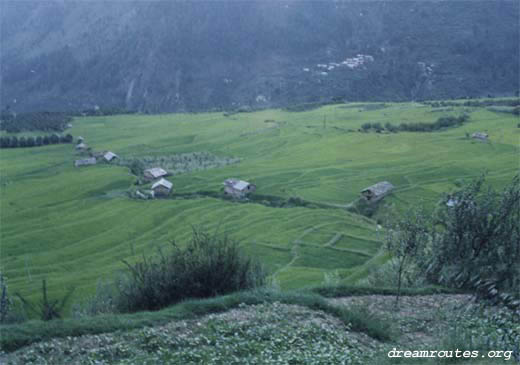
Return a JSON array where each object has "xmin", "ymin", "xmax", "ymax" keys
[{"xmin": 1, "ymin": 1, "xmax": 518, "ymax": 113}]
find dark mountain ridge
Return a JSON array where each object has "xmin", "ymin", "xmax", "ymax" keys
[{"xmin": 1, "ymin": 0, "xmax": 518, "ymax": 113}]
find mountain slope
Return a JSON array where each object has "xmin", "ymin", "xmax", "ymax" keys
[{"xmin": 1, "ymin": 1, "xmax": 518, "ymax": 113}]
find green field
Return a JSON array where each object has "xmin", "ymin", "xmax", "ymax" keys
[{"xmin": 1, "ymin": 100, "xmax": 518, "ymax": 307}]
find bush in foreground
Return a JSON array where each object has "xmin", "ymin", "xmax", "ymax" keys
[
  {"xmin": 115, "ymin": 228, "xmax": 266, "ymax": 313},
  {"xmin": 425, "ymin": 174, "xmax": 520, "ymax": 304}
]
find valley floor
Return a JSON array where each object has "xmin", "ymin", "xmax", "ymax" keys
[{"xmin": 2, "ymin": 99, "xmax": 519, "ymax": 304}]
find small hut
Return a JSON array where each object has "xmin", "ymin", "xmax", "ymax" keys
[
  {"xmin": 144, "ymin": 167, "xmax": 168, "ymax": 180},
  {"xmin": 74, "ymin": 157, "xmax": 97, "ymax": 167},
  {"xmin": 360, "ymin": 181, "xmax": 394, "ymax": 203},
  {"xmin": 75, "ymin": 142, "xmax": 88, "ymax": 150},
  {"xmin": 223, "ymin": 178, "xmax": 256, "ymax": 198},
  {"xmin": 472, "ymin": 132, "xmax": 488, "ymax": 141},
  {"xmin": 151, "ymin": 178, "xmax": 173, "ymax": 196},
  {"xmin": 446, "ymin": 198, "xmax": 459, "ymax": 207},
  {"xmin": 103, "ymin": 151, "xmax": 118, "ymax": 162}
]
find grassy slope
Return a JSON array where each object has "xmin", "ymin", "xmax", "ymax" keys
[
  {"xmin": 0, "ymin": 286, "xmax": 458, "ymax": 353},
  {"xmin": 1, "ymin": 100, "xmax": 518, "ymax": 305}
]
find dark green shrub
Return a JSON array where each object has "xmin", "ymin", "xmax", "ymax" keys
[
  {"xmin": 26, "ymin": 136, "xmax": 35, "ymax": 147},
  {"xmin": 115, "ymin": 228, "xmax": 266, "ymax": 312},
  {"xmin": 372, "ymin": 122, "xmax": 383, "ymax": 131},
  {"xmin": 0, "ymin": 136, "xmax": 9, "ymax": 148},
  {"xmin": 129, "ymin": 159, "xmax": 145, "ymax": 176},
  {"xmin": 423, "ymin": 175, "xmax": 520, "ymax": 304},
  {"xmin": 49, "ymin": 134, "xmax": 60, "ymax": 144},
  {"xmin": 35, "ymin": 136, "xmax": 43, "ymax": 146},
  {"xmin": 42, "ymin": 136, "xmax": 50, "ymax": 145},
  {"xmin": 361, "ymin": 122, "xmax": 372, "ymax": 131}
]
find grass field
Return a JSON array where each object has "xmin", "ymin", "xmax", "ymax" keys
[{"xmin": 1, "ymin": 99, "xmax": 518, "ymax": 309}]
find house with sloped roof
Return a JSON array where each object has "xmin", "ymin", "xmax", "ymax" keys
[
  {"xmin": 223, "ymin": 178, "xmax": 256, "ymax": 198},
  {"xmin": 472, "ymin": 132, "xmax": 488, "ymax": 141},
  {"xmin": 151, "ymin": 178, "xmax": 173, "ymax": 196},
  {"xmin": 74, "ymin": 157, "xmax": 97, "ymax": 167},
  {"xmin": 103, "ymin": 151, "xmax": 118, "ymax": 162},
  {"xmin": 360, "ymin": 181, "xmax": 394, "ymax": 203},
  {"xmin": 144, "ymin": 167, "xmax": 168, "ymax": 180},
  {"xmin": 75, "ymin": 142, "xmax": 88, "ymax": 150}
]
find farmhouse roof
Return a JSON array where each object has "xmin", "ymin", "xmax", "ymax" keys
[
  {"xmin": 224, "ymin": 178, "xmax": 252, "ymax": 191},
  {"xmin": 103, "ymin": 151, "xmax": 118, "ymax": 161},
  {"xmin": 152, "ymin": 178, "xmax": 173, "ymax": 190},
  {"xmin": 361, "ymin": 181, "xmax": 394, "ymax": 196},
  {"xmin": 234, "ymin": 180, "xmax": 250, "ymax": 191},
  {"xmin": 471, "ymin": 132, "xmax": 488, "ymax": 140},
  {"xmin": 224, "ymin": 178, "xmax": 238, "ymax": 186},
  {"xmin": 446, "ymin": 198, "xmax": 459, "ymax": 207},
  {"xmin": 145, "ymin": 167, "xmax": 168, "ymax": 178},
  {"xmin": 74, "ymin": 157, "xmax": 96, "ymax": 167}
]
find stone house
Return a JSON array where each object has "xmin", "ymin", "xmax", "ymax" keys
[
  {"xmin": 75, "ymin": 142, "xmax": 88, "ymax": 150},
  {"xmin": 360, "ymin": 181, "xmax": 394, "ymax": 203},
  {"xmin": 223, "ymin": 178, "xmax": 256, "ymax": 198},
  {"xmin": 144, "ymin": 167, "xmax": 168, "ymax": 180},
  {"xmin": 103, "ymin": 151, "xmax": 118, "ymax": 162},
  {"xmin": 151, "ymin": 178, "xmax": 173, "ymax": 196},
  {"xmin": 74, "ymin": 157, "xmax": 97, "ymax": 167},
  {"xmin": 472, "ymin": 132, "xmax": 488, "ymax": 141}
]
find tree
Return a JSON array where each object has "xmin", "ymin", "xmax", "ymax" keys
[
  {"xmin": 64, "ymin": 134, "xmax": 73, "ymax": 143},
  {"xmin": 10, "ymin": 136, "xmax": 18, "ymax": 148},
  {"xmin": 42, "ymin": 135, "xmax": 50, "ymax": 145},
  {"xmin": 425, "ymin": 174, "xmax": 520, "ymax": 304},
  {"xmin": 0, "ymin": 137, "xmax": 9, "ymax": 148},
  {"xmin": 50, "ymin": 134, "xmax": 60, "ymax": 144},
  {"xmin": 129, "ymin": 159, "xmax": 145, "ymax": 176},
  {"xmin": 35, "ymin": 136, "xmax": 43, "ymax": 146},
  {"xmin": 372, "ymin": 122, "xmax": 383, "ymax": 132},
  {"xmin": 26, "ymin": 136, "xmax": 35, "ymax": 147},
  {"xmin": 19, "ymin": 137, "xmax": 26, "ymax": 148},
  {"xmin": 384, "ymin": 206, "xmax": 429, "ymax": 308}
]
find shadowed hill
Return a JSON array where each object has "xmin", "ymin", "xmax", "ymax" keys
[{"xmin": 1, "ymin": 1, "xmax": 518, "ymax": 113}]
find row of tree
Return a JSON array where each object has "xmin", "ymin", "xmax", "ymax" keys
[
  {"xmin": 0, "ymin": 111, "xmax": 72, "ymax": 133},
  {"xmin": 0, "ymin": 134, "xmax": 73, "ymax": 148},
  {"xmin": 361, "ymin": 114, "xmax": 469, "ymax": 133},
  {"xmin": 425, "ymin": 99, "xmax": 519, "ymax": 108}
]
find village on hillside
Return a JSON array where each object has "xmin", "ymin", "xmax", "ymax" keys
[{"xmin": 70, "ymin": 125, "xmax": 492, "ymax": 205}]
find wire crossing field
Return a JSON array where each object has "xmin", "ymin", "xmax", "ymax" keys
[{"xmin": 1, "ymin": 100, "xmax": 518, "ymax": 306}]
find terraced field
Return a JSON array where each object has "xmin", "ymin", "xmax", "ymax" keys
[{"xmin": 1, "ymin": 100, "xmax": 518, "ymax": 307}]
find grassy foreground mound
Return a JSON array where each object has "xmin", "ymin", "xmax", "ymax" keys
[{"xmin": 2, "ymin": 287, "xmax": 517, "ymax": 364}]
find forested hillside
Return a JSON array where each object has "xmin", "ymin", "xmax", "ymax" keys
[{"xmin": 1, "ymin": 0, "xmax": 518, "ymax": 113}]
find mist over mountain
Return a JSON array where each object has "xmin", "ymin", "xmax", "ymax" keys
[{"xmin": 1, "ymin": 0, "xmax": 518, "ymax": 113}]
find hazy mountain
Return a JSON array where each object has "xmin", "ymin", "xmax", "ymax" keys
[{"xmin": 1, "ymin": 0, "xmax": 518, "ymax": 113}]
